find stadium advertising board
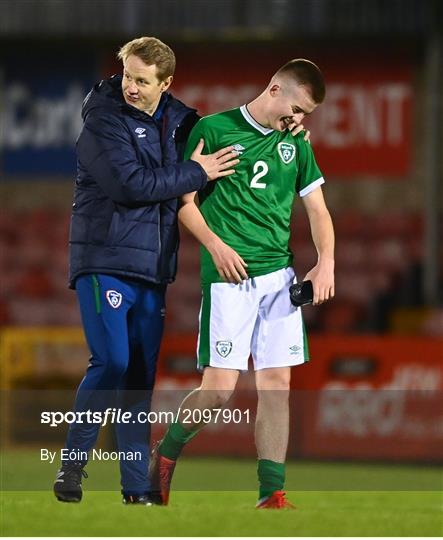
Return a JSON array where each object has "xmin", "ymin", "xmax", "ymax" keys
[
  {"xmin": 295, "ymin": 336, "xmax": 443, "ymax": 461},
  {"xmin": 0, "ymin": 44, "xmax": 413, "ymax": 179},
  {"xmin": 171, "ymin": 46, "xmax": 412, "ymax": 178},
  {"xmin": 1, "ymin": 50, "xmax": 95, "ymax": 176},
  {"xmin": 154, "ymin": 335, "xmax": 443, "ymax": 462},
  {"xmin": 104, "ymin": 45, "xmax": 413, "ymax": 178},
  {"xmin": 2, "ymin": 45, "xmax": 411, "ymax": 178}
]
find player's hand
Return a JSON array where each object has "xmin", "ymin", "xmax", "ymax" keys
[
  {"xmin": 207, "ymin": 237, "xmax": 248, "ymax": 284},
  {"xmin": 191, "ymin": 139, "xmax": 239, "ymax": 181},
  {"xmin": 303, "ymin": 259, "xmax": 335, "ymax": 305},
  {"xmin": 288, "ymin": 122, "xmax": 311, "ymax": 143}
]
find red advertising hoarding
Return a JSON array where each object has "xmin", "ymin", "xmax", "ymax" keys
[
  {"xmin": 154, "ymin": 334, "xmax": 443, "ymax": 462},
  {"xmin": 104, "ymin": 44, "xmax": 413, "ymax": 177},
  {"xmin": 296, "ymin": 336, "xmax": 443, "ymax": 461}
]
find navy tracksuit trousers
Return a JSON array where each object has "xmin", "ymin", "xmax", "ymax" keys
[{"xmin": 65, "ymin": 274, "xmax": 165, "ymax": 495}]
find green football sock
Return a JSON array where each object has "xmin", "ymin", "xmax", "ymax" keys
[
  {"xmin": 158, "ymin": 420, "xmax": 200, "ymax": 461},
  {"xmin": 257, "ymin": 459, "xmax": 285, "ymax": 499}
]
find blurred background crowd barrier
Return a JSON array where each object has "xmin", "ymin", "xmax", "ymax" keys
[{"xmin": 1, "ymin": 0, "xmax": 442, "ymax": 463}]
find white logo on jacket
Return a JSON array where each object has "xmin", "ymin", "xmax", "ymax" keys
[{"xmin": 135, "ymin": 127, "xmax": 146, "ymax": 138}]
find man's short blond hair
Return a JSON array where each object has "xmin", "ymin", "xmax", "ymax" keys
[{"xmin": 117, "ymin": 37, "xmax": 176, "ymax": 81}]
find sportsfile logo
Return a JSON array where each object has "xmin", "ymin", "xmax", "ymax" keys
[{"xmin": 135, "ymin": 127, "xmax": 146, "ymax": 138}]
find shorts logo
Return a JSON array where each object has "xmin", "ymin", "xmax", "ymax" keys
[
  {"xmin": 277, "ymin": 142, "xmax": 296, "ymax": 164},
  {"xmin": 289, "ymin": 345, "xmax": 301, "ymax": 355},
  {"xmin": 106, "ymin": 290, "xmax": 123, "ymax": 309},
  {"xmin": 216, "ymin": 340, "xmax": 232, "ymax": 358}
]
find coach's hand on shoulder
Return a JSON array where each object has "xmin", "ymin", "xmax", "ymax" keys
[
  {"xmin": 191, "ymin": 139, "xmax": 239, "ymax": 181},
  {"xmin": 207, "ymin": 236, "xmax": 248, "ymax": 284},
  {"xmin": 288, "ymin": 122, "xmax": 311, "ymax": 143}
]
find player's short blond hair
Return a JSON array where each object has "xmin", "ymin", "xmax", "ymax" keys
[
  {"xmin": 117, "ymin": 37, "xmax": 176, "ymax": 81},
  {"xmin": 276, "ymin": 59, "xmax": 325, "ymax": 104}
]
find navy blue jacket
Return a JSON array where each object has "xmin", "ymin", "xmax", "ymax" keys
[{"xmin": 69, "ymin": 75, "xmax": 206, "ymax": 288}]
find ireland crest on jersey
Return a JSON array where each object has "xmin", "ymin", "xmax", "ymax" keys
[{"xmin": 277, "ymin": 142, "xmax": 296, "ymax": 164}]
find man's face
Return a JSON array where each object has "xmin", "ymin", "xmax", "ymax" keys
[
  {"xmin": 267, "ymin": 82, "xmax": 318, "ymax": 131},
  {"xmin": 121, "ymin": 54, "xmax": 172, "ymax": 115}
]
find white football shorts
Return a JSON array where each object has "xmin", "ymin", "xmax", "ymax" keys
[{"xmin": 196, "ymin": 267, "xmax": 309, "ymax": 371}]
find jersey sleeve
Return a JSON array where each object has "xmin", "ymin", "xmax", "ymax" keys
[
  {"xmin": 184, "ymin": 118, "xmax": 216, "ymax": 161},
  {"xmin": 295, "ymin": 139, "xmax": 325, "ymax": 197}
]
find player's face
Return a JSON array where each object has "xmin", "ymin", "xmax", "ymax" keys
[
  {"xmin": 122, "ymin": 54, "xmax": 172, "ymax": 115},
  {"xmin": 268, "ymin": 83, "xmax": 317, "ymax": 131}
]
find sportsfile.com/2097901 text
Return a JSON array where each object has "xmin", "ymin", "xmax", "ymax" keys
[{"xmin": 40, "ymin": 408, "xmax": 251, "ymax": 427}]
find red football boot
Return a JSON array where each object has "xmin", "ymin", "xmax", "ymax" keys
[
  {"xmin": 256, "ymin": 490, "xmax": 296, "ymax": 509},
  {"xmin": 149, "ymin": 441, "xmax": 176, "ymax": 506}
]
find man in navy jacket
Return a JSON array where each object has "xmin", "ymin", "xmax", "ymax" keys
[{"xmin": 54, "ymin": 37, "xmax": 238, "ymax": 505}]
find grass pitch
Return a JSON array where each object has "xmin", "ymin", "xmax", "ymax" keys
[{"xmin": 1, "ymin": 452, "xmax": 442, "ymax": 536}]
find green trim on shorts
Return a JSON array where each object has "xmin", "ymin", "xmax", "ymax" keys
[
  {"xmin": 302, "ymin": 315, "xmax": 310, "ymax": 362},
  {"xmin": 197, "ymin": 284, "xmax": 212, "ymax": 369}
]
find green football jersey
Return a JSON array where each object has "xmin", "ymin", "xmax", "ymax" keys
[{"xmin": 184, "ymin": 105, "xmax": 324, "ymax": 284}]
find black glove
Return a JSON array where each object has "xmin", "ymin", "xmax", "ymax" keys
[{"xmin": 289, "ymin": 280, "xmax": 314, "ymax": 307}]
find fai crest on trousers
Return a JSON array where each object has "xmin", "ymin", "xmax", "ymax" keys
[
  {"xmin": 216, "ymin": 340, "xmax": 232, "ymax": 358},
  {"xmin": 106, "ymin": 290, "xmax": 123, "ymax": 309}
]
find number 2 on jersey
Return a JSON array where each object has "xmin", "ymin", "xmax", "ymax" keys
[{"xmin": 250, "ymin": 160, "xmax": 268, "ymax": 189}]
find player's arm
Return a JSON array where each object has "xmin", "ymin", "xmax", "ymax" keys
[
  {"xmin": 178, "ymin": 192, "xmax": 248, "ymax": 284},
  {"xmin": 301, "ymin": 186, "xmax": 335, "ymax": 305},
  {"xmin": 79, "ymin": 115, "xmax": 237, "ymax": 207},
  {"xmin": 77, "ymin": 113, "xmax": 208, "ymax": 205}
]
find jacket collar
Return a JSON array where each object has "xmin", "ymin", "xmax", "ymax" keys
[{"xmin": 82, "ymin": 75, "xmax": 198, "ymax": 128}]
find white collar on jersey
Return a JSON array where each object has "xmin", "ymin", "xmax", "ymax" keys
[{"xmin": 240, "ymin": 105, "xmax": 274, "ymax": 135}]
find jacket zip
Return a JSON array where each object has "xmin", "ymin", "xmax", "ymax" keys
[
  {"xmin": 156, "ymin": 113, "xmax": 180, "ymax": 279},
  {"xmin": 156, "ymin": 110, "xmax": 190, "ymax": 279},
  {"xmin": 158, "ymin": 212, "xmax": 162, "ymax": 277},
  {"xmin": 156, "ymin": 115, "xmax": 168, "ymax": 278}
]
